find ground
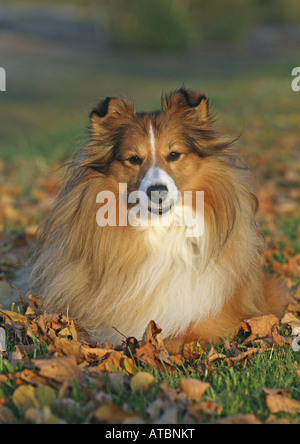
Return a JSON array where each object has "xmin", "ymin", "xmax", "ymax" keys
[{"xmin": 0, "ymin": 5, "xmax": 299, "ymax": 424}]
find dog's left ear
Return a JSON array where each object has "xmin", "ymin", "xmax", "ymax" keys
[
  {"xmin": 90, "ymin": 97, "xmax": 136, "ymax": 131},
  {"xmin": 162, "ymin": 88, "xmax": 210, "ymax": 123}
]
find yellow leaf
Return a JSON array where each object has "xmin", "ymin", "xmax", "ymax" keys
[
  {"xmin": 0, "ymin": 310, "xmax": 27, "ymax": 325},
  {"xmin": 130, "ymin": 371, "xmax": 155, "ymax": 393},
  {"xmin": 92, "ymin": 404, "xmax": 141, "ymax": 424},
  {"xmin": 123, "ymin": 357, "xmax": 137, "ymax": 376},
  {"xmin": 12, "ymin": 385, "xmax": 37, "ymax": 412}
]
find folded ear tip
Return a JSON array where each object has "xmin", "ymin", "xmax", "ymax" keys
[
  {"xmin": 90, "ymin": 97, "xmax": 113, "ymax": 120},
  {"xmin": 90, "ymin": 97, "xmax": 136, "ymax": 125}
]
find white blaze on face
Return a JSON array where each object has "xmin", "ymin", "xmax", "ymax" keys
[
  {"xmin": 149, "ymin": 122, "xmax": 156, "ymax": 162},
  {"xmin": 139, "ymin": 122, "xmax": 179, "ymax": 214}
]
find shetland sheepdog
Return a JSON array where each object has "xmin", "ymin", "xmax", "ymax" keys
[{"xmin": 30, "ymin": 88, "xmax": 287, "ymax": 351}]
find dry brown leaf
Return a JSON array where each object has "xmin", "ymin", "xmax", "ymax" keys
[
  {"xmin": 32, "ymin": 355, "xmax": 79, "ymax": 385},
  {"xmin": 265, "ymin": 394, "xmax": 300, "ymax": 414},
  {"xmin": 242, "ymin": 314, "xmax": 279, "ymax": 342},
  {"xmin": 271, "ymin": 329, "xmax": 292, "ymax": 347},
  {"xmin": 48, "ymin": 336, "xmax": 85, "ymax": 363},
  {"xmin": 81, "ymin": 346, "xmax": 109, "ymax": 362},
  {"xmin": 226, "ymin": 348, "xmax": 261, "ymax": 366},
  {"xmin": 207, "ymin": 346, "xmax": 226, "ymax": 362},
  {"xmin": 58, "ymin": 321, "xmax": 77, "ymax": 341},
  {"xmin": 183, "ymin": 342, "xmax": 205, "ymax": 361},
  {"xmin": 169, "ymin": 354, "xmax": 184, "ymax": 367},
  {"xmin": 18, "ymin": 368, "xmax": 49, "ymax": 386},
  {"xmin": 262, "ymin": 388, "xmax": 290, "ymax": 397},
  {"xmin": 98, "ymin": 351, "xmax": 123, "ymax": 372},
  {"xmin": 179, "ymin": 378, "xmax": 210, "ymax": 402},
  {"xmin": 281, "ymin": 312, "xmax": 300, "ymax": 326},
  {"xmin": 134, "ymin": 342, "xmax": 158, "ymax": 369},
  {"xmin": 287, "ymin": 302, "xmax": 300, "ymax": 313},
  {"xmin": 142, "ymin": 320, "xmax": 162, "ymax": 345}
]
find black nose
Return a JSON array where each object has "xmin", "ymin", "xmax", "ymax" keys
[{"xmin": 146, "ymin": 184, "xmax": 169, "ymax": 203}]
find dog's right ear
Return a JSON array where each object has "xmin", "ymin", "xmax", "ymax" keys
[{"xmin": 90, "ymin": 97, "xmax": 136, "ymax": 130}]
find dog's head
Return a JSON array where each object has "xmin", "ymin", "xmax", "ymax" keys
[{"xmin": 82, "ymin": 88, "xmax": 232, "ymax": 218}]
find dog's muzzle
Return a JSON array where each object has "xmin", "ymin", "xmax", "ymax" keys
[{"xmin": 139, "ymin": 166, "xmax": 179, "ymax": 216}]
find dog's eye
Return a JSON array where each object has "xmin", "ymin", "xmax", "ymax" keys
[
  {"xmin": 128, "ymin": 155, "xmax": 143, "ymax": 165},
  {"xmin": 167, "ymin": 152, "xmax": 181, "ymax": 162}
]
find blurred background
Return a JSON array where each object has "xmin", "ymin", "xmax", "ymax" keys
[{"xmin": 0, "ymin": 1, "xmax": 299, "ymax": 300}]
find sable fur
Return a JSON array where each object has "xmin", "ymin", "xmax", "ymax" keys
[{"xmin": 30, "ymin": 88, "xmax": 288, "ymax": 347}]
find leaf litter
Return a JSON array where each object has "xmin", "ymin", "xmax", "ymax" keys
[{"xmin": 0, "ymin": 286, "xmax": 299, "ymax": 424}]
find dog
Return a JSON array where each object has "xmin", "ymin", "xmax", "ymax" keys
[{"xmin": 30, "ymin": 88, "xmax": 287, "ymax": 351}]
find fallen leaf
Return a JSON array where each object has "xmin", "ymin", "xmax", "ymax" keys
[
  {"xmin": 130, "ymin": 371, "xmax": 155, "ymax": 393},
  {"xmin": 122, "ymin": 357, "xmax": 137, "ymax": 375},
  {"xmin": 242, "ymin": 314, "xmax": 279, "ymax": 342},
  {"xmin": 262, "ymin": 388, "xmax": 290, "ymax": 396},
  {"xmin": 287, "ymin": 302, "xmax": 300, "ymax": 313},
  {"xmin": 12, "ymin": 385, "xmax": 37, "ymax": 412},
  {"xmin": 134, "ymin": 342, "xmax": 158, "ymax": 369},
  {"xmin": 265, "ymin": 394, "xmax": 300, "ymax": 414},
  {"xmin": 32, "ymin": 355, "xmax": 79, "ymax": 386},
  {"xmin": 142, "ymin": 320, "xmax": 162, "ymax": 344},
  {"xmin": 226, "ymin": 348, "xmax": 261, "ymax": 366},
  {"xmin": 98, "ymin": 351, "xmax": 123, "ymax": 372},
  {"xmin": 183, "ymin": 342, "xmax": 205, "ymax": 361},
  {"xmin": 48, "ymin": 336, "xmax": 85, "ymax": 363},
  {"xmin": 81, "ymin": 346, "xmax": 108, "ymax": 362},
  {"xmin": 179, "ymin": 378, "xmax": 210, "ymax": 402},
  {"xmin": 169, "ymin": 354, "xmax": 184, "ymax": 367},
  {"xmin": 207, "ymin": 346, "xmax": 226, "ymax": 362},
  {"xmin": 92, "ymin": 404, "xmax": 141, "ymax": 424}
]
